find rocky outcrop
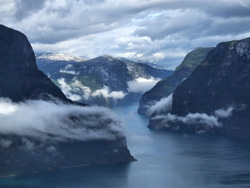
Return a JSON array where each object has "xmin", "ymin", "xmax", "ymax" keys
[
  {"xmin": 36, "ymin": 54, "xmax": 173, "ymax": 107},
  {"xmin": 149, "ymin": 37, "xmax": 250, "ymax": 138},
  {"xmin": 0, "ymin": 134, "xmax": 134, "ymax": 177},
  {"xmin": 0, "ymin": 25, "xmax": 70, "ymax": 102},
  {"xmin": 138, "ymin": 47, "xmax": 213, "ymax": 115},
  {"xmin": 0, "ymin": 25, "xmax": 134, "ymax": 176}
]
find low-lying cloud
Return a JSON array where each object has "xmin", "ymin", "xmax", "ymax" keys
[
  {"xmin": 214, "ymin": 106, "xmax": 234, "ymax": 118},
  {"xmin": 152, "ymin": 106, "xmax": 234, "ymax": 128},
  {"xmin": 57, "ymin": 78, "xmax": 126, "ymax": 102},
  {"xmin": 57, "ymin": 78, "xmax": 91, "ymax": 101},
  {"xmin": 92, "ymin": 86, "xmax": 127, "ymax": 100},
  {"xmin": 57, "ymin": 77, "xmax": 160, "ymax": 102},
  {"xmin": 127, "ymin": 77, "xmax": 160, "ymax": 93},
  {"xmin": 0, "ymin": 98, "xmax": 125, "ymax": 143},
  {"xmin": 59, "ymin": 69, "xmax": 79, "ymax": 75},
  {"xmin": 59, "ymin": 64, "xmax": 80, "ymax": 75},
  {"xmin": 148, "ymin": 94, "xmax": 173, "ymax": 115}
]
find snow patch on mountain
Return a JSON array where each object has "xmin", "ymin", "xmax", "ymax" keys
[{"xmin": 36, "ymin": 52, "xmax": 87, "ymax": 62}]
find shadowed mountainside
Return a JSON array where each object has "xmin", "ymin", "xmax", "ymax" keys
[
  {"xmin": 0, "ymin": 25, "xmax": 134, "ymax": 176},
  {"xmin": 138, "ymin": 47, "xmax": 213, "ymax": 115},
  {"xmin": 149, "ymin": 37, "xmax": 250, "ymax": 138}
]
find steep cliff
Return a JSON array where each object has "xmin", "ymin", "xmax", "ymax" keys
[
  {"xmin": 149, "ymin": 37, "xmax": 250, "ymax": 138},
  {"xmin": 0, "ymin": 25, "xmax": 70, "ymax": 102},
  {"xmin": 0, "ymin": 25, "xmax": 134, "ymax": 176},
  {"xmin": 138, "ymin": 47, "xmax": 213, "ymax": 115}
]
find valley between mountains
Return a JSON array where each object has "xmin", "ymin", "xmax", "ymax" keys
[{"xmin": 1, "ymin": 24, "xmax": 250, "ymax": 178}]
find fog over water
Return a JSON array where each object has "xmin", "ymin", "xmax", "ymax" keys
[
  {"xmin": 0, "ymin": 98, "xmax": 124, "ymax": 143},
  {"xmin": 1, "ymin": 104, "xmax": 250, "ymax": 188}
]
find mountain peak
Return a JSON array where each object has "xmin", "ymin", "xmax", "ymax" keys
[
  {"xmin": 36, "ymin": 52, "xmax": 87, "ymax": 62},
  {"xmin": 0, "ymin": 24, "xmax": 37, "ymax": 70},
  {"xmin": 0, "ymin": 24, "xmax": 69, "ymax": 102},
  {"xmin": 97, "ymin": 55, "xmax": 119, "ymax": 61}
]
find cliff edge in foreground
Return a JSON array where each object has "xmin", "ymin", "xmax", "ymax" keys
[{"xmin": 0, "ymin": 25, "xmax": 134, "ymax": 176}]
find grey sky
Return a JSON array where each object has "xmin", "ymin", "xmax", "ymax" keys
[{"xmin": 1, "ymin": 0, "xmax": 250, "ymax": 69}]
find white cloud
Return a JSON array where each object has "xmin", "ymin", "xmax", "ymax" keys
[
  {"xmin": 148, "ymin": 94, "xmax": 173, "ymax": 115},
  {"xmin": 153, "ymin": 52, "xmax": 165, "ymax": 60},
  {"xmin": 21, "ymin": 137, "xmax": 35, "ymax": 150},
  {"xmin": 71, "ymin": 79, "xmax": 92, "ymax": 98},
  {"xmin": 152, "ymin": 106, "xmax": 235, "ymax": 128},
  {"xmin": 57, "ymin": 78, "xmax": 126, "ymax": 102},
  {"xmin": 0, "ymin": 0, "xmax": 16, "ymax": 22},
  {"xmin": 1, "ymin": 0, "xmax": 250, "ymax": 69},
  {"xmin": 214, "ymin": 107, "xmax": 234, "ymax": 118},
  {"xmin": 152, "ymin": 113, "xmax": 220, "ymax": 127},
  {"xmin": 92, "ymin": 86, "xmax": 127, "ymax": 100},
  {"xmin": 0, "ymin": 138, "xmax": 12, "ymax": 148},
  {"xmin": 127, "ymin": 77, "xmax": 160, "ymax": 93},
  {"xmin": 59, "ymin": 64, "xmax": 80, "ymax": 75},
  {"xmin": 0, "ymin": 98, "xmax": 125, "ymax": 143},
  {"xmin": 59, "ymin": 69, "xmax": 79, "ymax": 75},
  {"xmin": 57, "ymin": 78, "xmax": 83, "ymax": 101}
]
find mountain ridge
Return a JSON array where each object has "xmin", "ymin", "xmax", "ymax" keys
[
  {"xmin": 36, "ymin": 53, "xmax": 173, "ymax": 107},
  {"xmin": 148, "ymin": 37, "xmax": 250, "ymax": 138},
  {"xmin": 138, "ymin": 47, "xmax": 214, "ymax": 115},
  {"xmin": 0, "ymin": 24, "xmax": 134, "ymax": 176}
]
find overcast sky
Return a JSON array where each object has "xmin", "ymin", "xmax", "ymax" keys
[{"xmin": 1, "ymin": 0, "xmax": 250, "ymax": 69}]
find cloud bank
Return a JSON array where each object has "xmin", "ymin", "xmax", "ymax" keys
[
  {"xmin": 1, "ymin": 0, "xmax": 250, "ymax": 68},
  {"xmin": 57, "ymin": 78, "xmax": 87, "ymax": 101},
  {"xmin": 57, "ymin": 78, "xmax": 127, "ymax": 101},
  {"xmin": 0, "ymin": 98, "xmax": 124, "ymax": 142},
  {"xmin": 92, "ymin": 86, "xmax": 127, "ymax": 100},
  {"xmin": 148, "ymin": 94, "xmax": 173, "ymax": 115},
  {"xmin": 152, "ymin": 106, "xmax": 234, "ymax": 128},
  {"xmin": 127, "ymin": 77, "xmax": 160, "ymax": 93}
]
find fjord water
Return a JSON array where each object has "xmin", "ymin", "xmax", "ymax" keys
[{"xmin": 1, "ymin": 104, "xmax": 250, "ymax": 188}]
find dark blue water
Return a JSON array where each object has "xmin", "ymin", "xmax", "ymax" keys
[{"xmin": 1, "ymin": 104, "xmax": 250, "ymax": 188}]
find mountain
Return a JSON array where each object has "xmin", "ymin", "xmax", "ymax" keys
[
  {"xmin": 36, "ymin": 54, "xmax": 173, "ymax": 107},
  {"xmin": 118, "ymin": 57, "xmax": 169, "ymax": 70},
  {"xmin": 36, "ymin": 52, "xmax": 87, "ymax": 62},
  {"xmin": 0, "ymin": 25, "xmax": 72, "ymax": 103},
  {"xmin": 148, "ymin": 37, "xmax": 250, "ymax": 138},
  {"xmin": 0, "ymin": 25, "xmax": 134, "ymax": 176},
  {"xmin": 138, "ymin": 47, "xmax": 214, "ymax": 115}
]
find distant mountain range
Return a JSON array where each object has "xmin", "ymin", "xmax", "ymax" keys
[
  {"xmin": 148, "ymin": 37, "xmax": 250, "ymax": 139},
  {"xmin": 36, "ymin": 52, "xmax": 88, "ymax": 62},
  {"xmin": 118, "ymin": 57, "xmax": 170, "ymax": 70},
  {"xmin": 36, "ymin": 53, "xmax": 173, "ymax": 107}
]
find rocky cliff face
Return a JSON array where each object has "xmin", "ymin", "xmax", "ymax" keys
[
  {"xmin": 138, "ymin": 47, "xmax": 213, "ymax": 115},
  {"xmin": 149, "ymin": 37, "xmax": 250, "ymax": 138},
  {"xmin": 0, "ymin": 25, "xmax": 134, "ymax": 176},
  {"xmin": 0, "ymin": 25, "xmax": 69, "ymax": 102},
  {"xmin": 36, "ymin": 54, "xmax": 173, "ymax": 107}
]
